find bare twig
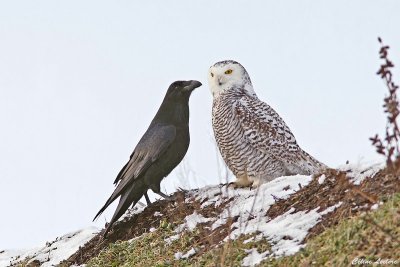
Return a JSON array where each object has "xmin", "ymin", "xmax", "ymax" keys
[{"xmin": 370, "ymin": 37, "xmax": 400, "ymax": 170}]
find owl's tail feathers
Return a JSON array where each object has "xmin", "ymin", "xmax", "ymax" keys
[{"xmin": 298, "ymin": 149, "xmax": 328, "ymax": 175}]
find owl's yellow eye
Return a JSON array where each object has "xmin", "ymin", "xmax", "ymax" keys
[
  {"xmin": 225, "ymin": 69, "xmax": 233, "ymax": 74},
  {"xmin": 211, "ymin": 72, "xmax": 214, "ymax": 77}
]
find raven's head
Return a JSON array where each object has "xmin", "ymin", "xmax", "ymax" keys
[
  {"xmin": 165, "ymin": 80, "xmax": 202, "ymax": 100},
  {"xmin": 157, "ymin": 80, "xmax": 202, "ymax": 123}
]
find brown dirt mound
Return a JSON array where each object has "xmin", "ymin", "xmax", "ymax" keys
[
  {"xmin": 62, "ymin": 190, "xmax": 232, "ymax": 266},
  {"xmin": 266, "ymin": 168, "xmax": 399, "ymax": 241},
  {"xmin": 63, "ymin": 167, "xmax": 400, "ymax": 266}
]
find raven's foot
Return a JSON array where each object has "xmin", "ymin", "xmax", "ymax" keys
[{"xmin": 156, "ymin": 191, "xmax": 177, "ymax": 202}]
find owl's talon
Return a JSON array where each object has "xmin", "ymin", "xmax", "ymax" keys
[
  {"xmin": 228, "ymin": 182, "xmax": 236, "ymax": 188},
  {"xmin": 229, "ymin": 180, "xmax": 253, "ymax": 189}
]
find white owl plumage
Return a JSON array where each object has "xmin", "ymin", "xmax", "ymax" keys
[{"xmin": 208, "ymin": 60, "xmax": 325, "ymax": 187}]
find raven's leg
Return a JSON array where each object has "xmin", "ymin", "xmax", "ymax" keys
[
  {"xmin": 144, "ymin": 192, "xmax": 152, "ymax": 205},
  {"xmin": 151, "ymin": 184, "xmax": 176, "ymax": 201},
  {"xmin": 156, "ymin": 191, "xmax": 169, "ymax": 199},
  {"xmin": 155, "ymin": 191, "xmax": 177, "ymax": 201}
]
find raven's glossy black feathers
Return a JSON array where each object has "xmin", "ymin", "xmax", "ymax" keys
[{"xmin": 94, "ymin": 80, "xmax": 201, "ymax": 237}]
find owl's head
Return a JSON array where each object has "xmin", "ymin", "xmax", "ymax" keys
[{"xmin": 208, "ymin": 60, "xmax": 255, "ymax": 98}]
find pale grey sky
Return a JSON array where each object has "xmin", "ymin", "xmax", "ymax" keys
[{"xmin": 0, "ymin": 1, "xmax": 399, "ymax": 249}]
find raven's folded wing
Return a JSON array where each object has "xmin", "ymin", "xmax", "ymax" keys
[{"xmin": 94, "ymin": 123, "xmax": 176, "ymax": 220}]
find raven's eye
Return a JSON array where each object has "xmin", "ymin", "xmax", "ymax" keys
[
  {"xmin": 211, "ymin": 72, "xmax": 214, "ymax": 77},
  {"xmin": 225, "ymin": 69, "xmax": 233, "ymax": 74}
]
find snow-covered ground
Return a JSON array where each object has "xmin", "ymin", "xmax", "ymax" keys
[
  {"xmin": 169, "ymin": 175, "xmax": 321, "ymax": 265},
  {"xmin": 168, "ymin": 161, "xmax": 384, "ymax": 266},
  {"xmin": 0, "ymin": 227, "xmax": 97, "ymax": 267},
  {"xmin": 0, "ymin": 161, "xmax": 383, "ymax": 267}
]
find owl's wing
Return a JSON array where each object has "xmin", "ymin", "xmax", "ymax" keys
[{"xmin": 234, "ymin": 95, "xmax": 301, "ymax": 162}]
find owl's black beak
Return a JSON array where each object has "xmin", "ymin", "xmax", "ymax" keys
[
  {"xmin": 218, "ymin": 77, "xmax": 223, "ymax": 86},
  {"xmin": 183, "ymin": 80, "xmax": 202, "ymax": 91}
]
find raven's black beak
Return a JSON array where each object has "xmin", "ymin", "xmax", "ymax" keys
[{"xmin": 183, "ymin": 80, "xmax": 202, "ymax": 91}]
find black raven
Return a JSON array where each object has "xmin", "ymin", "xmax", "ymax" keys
[{"xmin": 94, "ymin": 80, "xmax": 202, "ymax": 237}]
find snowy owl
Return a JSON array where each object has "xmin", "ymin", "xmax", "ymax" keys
[{"xmin": 208, "ymin": 60, "xmax": 326, "ymax": 187}]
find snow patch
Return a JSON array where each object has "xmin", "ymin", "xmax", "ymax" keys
[
  {"xmin": 230, "ymin": 204, "xmax": 340, "ymax": 257},
  {"xmin": 183, "ymin": 175, "xmax": 318, "ymax": 259},
  {"xmin": 181, "ymin": 174, "xmax": 343, "ymax": 263},
  {"xmin": 1, "ymin": 227, "xmax": 97, "ymax": 267},
  {"xmin": 174, "ymin": 247, "xmax": 196, "ymax": 260},
  {"xmin": 122, "ymin": 203, "xmax": 146, "ymax": 220},
  {"xmin": 318, "ymin": 174, "xmax": 326, "ymax": 184},
  {"xmin": 243, "ymin": 233, "xmax": 263, "ymax": 244},
  {"xmin": 164, "ymin": 234, "xmax": 180, "ymax": 245},
  {"xmin": 320, "ymin": 202, "xmax": 343, "ymax": 215},
  {"xmin": 0, "ymin": 249, "xmax": 29, "ymax": 267},
  {"xmin": 242, "ymin": 248, "xmax": 269, "ymax": 266},
  {"xmin": 370, "ymin": 202, "xmax": 382, "ymax": 210},
  {"xmin": 175, "ymin": 212, "xmax": 213, "ymax": 233},
  {"xmin": 206, "ymin": 175, "xmax": 312, "ymax": 231},
  {"xmin": 338, "ymin": 161, "xmax": 384, "ymax": 185}
]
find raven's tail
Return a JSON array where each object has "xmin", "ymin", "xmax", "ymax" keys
[
  {"xmin": 94, "ymin": 179, "xmax": 147, "ymax": 237},
  {"xmin": 103, "ymin": 180, "xmax": 147, "ymax": 237},
  {"xmin": 93, "ymin": 174, "xmax": 142, "ymax": 222}
]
